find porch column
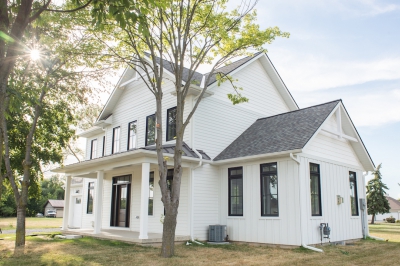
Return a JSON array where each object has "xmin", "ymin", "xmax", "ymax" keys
[
  {"xmin": 62, "ymin": 175, "xmax": 71, "ymax": 230},
  {"xmin": 139, "ymin": 162, "xmax": 150, "ymax": 239},
  {"xmin": 94, "ymin": 170, "xmax": 104, "ymax": 234}
]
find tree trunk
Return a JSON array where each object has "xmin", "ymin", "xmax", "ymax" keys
[
  {"xmin": 161, "ymin": 205, "xmax": 178, "ymax": 257},
  {"xmin": 371, "ymin": 214, "xmax": 375, "ymax": 224},
  {"xmin": 15, "ymin": 205, "xmax": 26, "ymax": 247}
]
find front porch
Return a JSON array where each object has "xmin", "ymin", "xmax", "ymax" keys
[{"xmin": 62, "ymin": 228, "xmax": 190, "ymax": 244}]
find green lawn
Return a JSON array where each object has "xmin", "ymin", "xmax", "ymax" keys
[{"xmin": 0, "ymin": 217, "xmax": 62, "ymax": 230}]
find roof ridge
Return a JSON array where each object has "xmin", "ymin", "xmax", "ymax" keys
[{"xmin": 256, "ymin": 99, "xmax": 342, "ymax": 121}]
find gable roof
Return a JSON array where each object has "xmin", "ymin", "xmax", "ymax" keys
[
  {"xmin": 386, "ymin": 196, "xmax": 400, "ymax": 211},
  {"xmin": 214, "ymin": 100, "xmax": 340, "ymax": 161},
  {"xmin": 44, "ymin": 199, "xmax": 64, "ymax": 209},
  {"xmin": 97, "ymin": 52, "xmax": 298, "ymax": 121}
]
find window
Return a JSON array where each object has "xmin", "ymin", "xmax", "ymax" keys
[
  {"xmin": 146, "ymin": 114, "xmax": 156, "ymax": 146},
  {"xmin": 229, "ymin": 167, "xmax": 243, "ymax": 216},
  {"xmin": 149, "ymin": 172, "xmax": 154, "ymax": 215},
  {"xmin": 260, "ymin": 163, "xmax": 278, "ymax": 216},
  {"xmin": 87, "ymin": 182, "xmax": 95, "ymax": 214},
  {"xmin": 310, "ymin": 163, "xmax": 322, "ymax": 216},
  {"xmin": 127, "ymin": 121, "xmax": 137, "ymax": 150},
  {"xmin": 102, "ymin": 136, "xmax": 105, "ymax": 157},
  {"xmin": 166, "ymin": 107, "xmax": 177, "ymax": 141},
  {"xmin": 112, "ymin": 127, "xmax": 120, "ymax": 154},
  {"xmin": 90, "ymin": 139, "xmax": 97, "ymax": 159},
  {"xmin": 349, "ymin": 171, "xmax": 359, "ymax": 216}
]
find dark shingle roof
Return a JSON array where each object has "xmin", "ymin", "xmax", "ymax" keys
[
  {"xmin": 214, "ymin": 100, "xmax": 341, "ymax": 161},
  {"xmin": 205, "ymin": 52, "xmax": 263, "ymax": 85},
  {"xmin": 142, "ymin": 142, "xmax": 211, "ymax": 160},
  {"xmin": 45, "ymin": 200, "xmax": 64, "ymax": 208}
]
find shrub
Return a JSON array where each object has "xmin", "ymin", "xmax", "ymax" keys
[
  {"xmin": 396, "ymin": 220, "xmax": 400, "ymax": 223},
  {"xmin": 386, "ymin": 216, "xmax": 396, "ymax": 223}
]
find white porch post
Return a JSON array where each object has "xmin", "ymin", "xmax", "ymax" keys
[
  {"xmin": 139, "ymin": 162, "xmax": 150, "ymax": 239},
  {"xmin": 94, "ymin": 170, "xmax": 104, "ymax": 234},
  {"xmin": 62, "ymin": 175, "xmax": 71, "ymax": 230}
]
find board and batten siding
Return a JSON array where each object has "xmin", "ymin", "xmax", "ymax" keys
[
  {"xmin": 194, "ymin": 60, "xmax": 291, "ymax": 159},
  {"xmin": 80, "ymin": 178, "xmax": 96, "ymax": 229},
  {"xmin": 299, "ymin": 154, "xmax": 365, "ymax": 245},
  {"xmin": 218, "ymin": 158, "xmax": 302, "ymax": 245},
  {"xmin": 192, "ymin": 164, "xmax": 220, "ymax": 240}
]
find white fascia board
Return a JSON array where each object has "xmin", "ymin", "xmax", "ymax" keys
[
  {"xmin": 52, "ymin": 149, "xmax": 208, "ymax": 174},
  {"xmin": 77, "ymin": 126, "xmax": 103, "ymax": 138},
  {"xmin": 211, "ymin": 149, "xmax": 303, "ymax": 165}
]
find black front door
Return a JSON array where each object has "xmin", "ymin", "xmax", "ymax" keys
[{"xmin": 111, "ymin": 175, "xmax": 131, "ymax": 227}]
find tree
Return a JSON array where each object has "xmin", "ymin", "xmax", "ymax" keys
[
  {"xmin": 95, "ymin": 0, "xmax": 288, "ymax": 257},
  {"xmin": 367, "ymin": 164, "xmax": 390, "ymax": 224},
  {"xmin": 1, "ymin": 5, "xmax": 112, "ymax": 247}
]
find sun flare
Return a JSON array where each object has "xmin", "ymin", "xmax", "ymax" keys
[{"xmin": 30, "ymin": 49, "xmax": 40, "ymax": 61}]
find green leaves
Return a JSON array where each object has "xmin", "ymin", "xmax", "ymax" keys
[{"xmin": 367, "ymin": 163, "xmax": 390, "ymax": 217}]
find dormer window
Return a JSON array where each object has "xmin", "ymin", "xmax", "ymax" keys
[
  {"xmin": 112, "ymin": 127, "xmax": 120, "ymax": 154},
  {"xmin": 146, "ymin": 114, "xmax": 156, "ymax": 146},
  {"xmin": 127, "ymin": 121, "xmax": 137, "ymax": 150},
  {"xmin": 90, "ymin": 139, "xmax": 97, "ymax": 159},
  {"xmin": 166, "ymin": 107, "xmax": 177, "ymax": 141}
]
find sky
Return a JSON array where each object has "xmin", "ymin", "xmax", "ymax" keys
[{"xmin": 225, "ymin": 0, "xmax": 400, "ymax": 198}]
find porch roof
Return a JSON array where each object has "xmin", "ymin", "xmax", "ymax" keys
[{"xmin": 53, "ymin": 145, "xmax": 210, "ymax": 175}]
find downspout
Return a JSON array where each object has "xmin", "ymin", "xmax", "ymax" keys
[
  {"xmin": 290, "ymin": 153, "xmax": 324, "ymax": 252},
  {"xmin": 190, "ymin": 91, "xmax": 204, "ymax": 243}
]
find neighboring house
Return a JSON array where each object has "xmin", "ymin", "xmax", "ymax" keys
[
  {"xmin": 54, "ymin": 52, "xmax": 374, "ymax": 246},
  {"xmin": 43, "ymin": 199, "xmax": 64, "ymax": 218},
  {"xmin": 368, "ymin": 196, "xmax": 400, "ymax": 221}
]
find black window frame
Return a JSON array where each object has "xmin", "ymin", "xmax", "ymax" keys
[
  {"xmin": 127, "ymin": 120, "xmax": 137, "ymax": 150},
  {"xmin": 145, "ymin": 114, "xmax": 156, "ymax": 146},
  {"xmin": 310, "ymin": 163, "xmax": 322, "ymax": 216},
  {"xmin": 87, "ymin": 182, "xmax": 95, "ymax": 214},
  {"xmin": 102, "ymin": 136, "xmax": 105, "ymax": 157},
  {"xmin": 260, "ymin": 162, "xmax": 279, "ymax": 217},
  {"xmin": 349, "ymin": 171, "xmax": 359, "ymax": 216},
  {"xmin": 112, "ymin": 126, "xmax": 121, "ymax": 154},
  {"xmin": 166, "ymin": 107, "xmax": 177, "ymax": 141},
  {"xmin": 228, "ymin": 167, "xmax": 243, "ymax": 217},
  {"xmin": 90, "ymin": 139, "xmax": 97, "ymax": 159},
  {"xmin": 149, "ymin": 172, "xmax": 154, "ymax": 216}
]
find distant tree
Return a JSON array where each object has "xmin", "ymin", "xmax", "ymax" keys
[{"xmin": 367, "ymin": 164, "xmax": 390, "ymax": 224}]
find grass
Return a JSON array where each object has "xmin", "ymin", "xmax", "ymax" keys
[
  {"xmin": 368, "ymin": 222, "xmax": 400, "ymax": 242},
  {"xmin": 0, "ymin": 223, "xmax": 399, "ymax": 265},
  {"xmin": 0, "ymin": 217, "xmax": 62, "ymax": 230}
]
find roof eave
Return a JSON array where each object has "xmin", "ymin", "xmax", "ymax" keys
[{"xmin": 211, "ymin": 149, "xmax": 303, "ymax": 165}]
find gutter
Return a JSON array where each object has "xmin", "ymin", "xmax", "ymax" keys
[
  {"xmin": 212, "ymin": 149, "xmax": 303, "ymax": 165},
  {"xmin": 290, "ymin": 153, "xmax": 323, "ymax": 253}
]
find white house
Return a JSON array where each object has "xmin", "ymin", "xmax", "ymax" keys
[{"xmin": 54, "ymin": 52, "xmax": 374, "ymax": 247}]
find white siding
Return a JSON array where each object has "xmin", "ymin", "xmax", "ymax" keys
[
  {"xmin": 194, "ymin": 60, "xmax": 291, "ymax": 159},
  {"xmin": 304, "ymin": 131, "xmax": 363, "ymax": 168},
  {"xmin": 299, "ymin": 155, "xmax": 365, "ymax": 245},
  {"xmin": 219, "ymin": 158, "xmax": 302, "ymax": 245},
  {"xmin": 192, "ymin": 164, "xmax": 220, "ymax": 240},
  {"xmin": 80, "ymin": 178, "xmax": 96, "ymax": 229}
]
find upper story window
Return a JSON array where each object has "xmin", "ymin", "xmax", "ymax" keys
[
  {"xmin": 90, "ymin": 139, "xmax": 97, "ymax": 159},
  {"xmin": 112, "ymin": 127, "xmax": 120, "ymax": 154},
  {"xmin": 260, "ymin": 163, "xmax": 278, "ymax": 216},
  {"xmin": 349, "ymin": 171, "xmax": 359, "ymax": 216},
  {"xmin": 166, "ymin": 107, "xmax": 177, "ymax": 141},
  {"xmin": 146, "ymin": 114, "xmax": 156, "ymax": 146},
  {"xmin": 127, "ymin": 121, "xmax": 137, "ymax": 150},
  {"xmin": 228, "ymin": 167, "xmax": 243, "ymax": 216},
  {"xmin": 310, "ymin": 163, "xmax": 322, "ymax": 216},
  {"xmin": 87, "ymin": 182, "xmax": 95, "ymax": 214}
]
